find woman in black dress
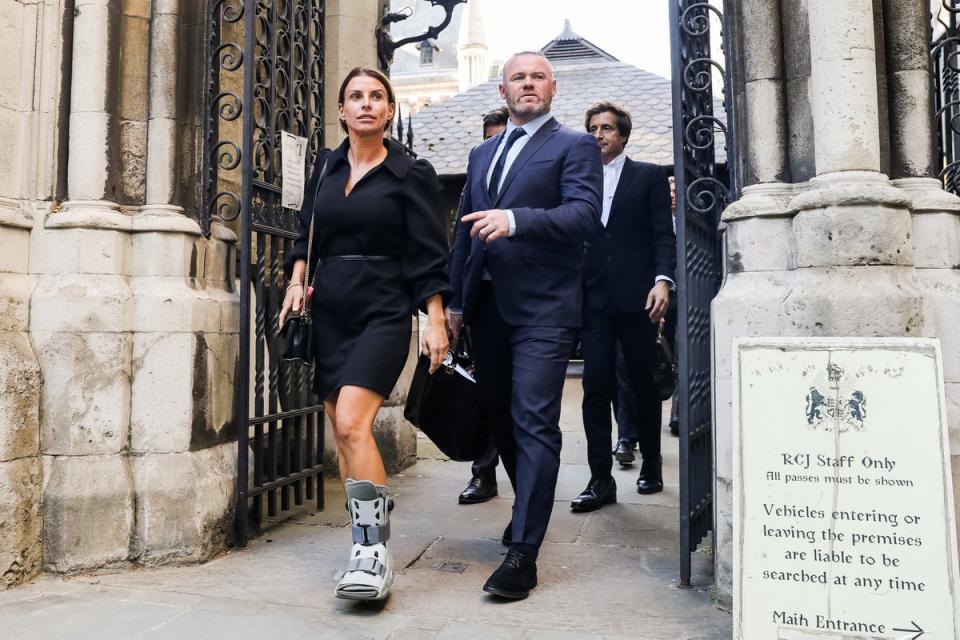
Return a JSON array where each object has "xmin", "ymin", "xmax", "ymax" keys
[{"xmin": 280, "ymin": 67, "xmax": 450, "ymax": 600}]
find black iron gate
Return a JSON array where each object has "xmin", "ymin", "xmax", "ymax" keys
[
  {"xmin": 934, "ymin": 0, "xmax": 960, "ymax": 194},
  {"xmin": 669, "ymin": 0, "xmax": 738, "ymax": 586},
  {"xmin": 203, "ymin": 0, "xmax": 328, "ymax": 545}
]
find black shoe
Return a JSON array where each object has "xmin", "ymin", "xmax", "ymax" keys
[
  {"xmin": 570, "ymin": 477, "xmax": 617, "ymax": 513},
  {"xmin": 501, "ymin": 521, "xmax": 512, "ymax": 546},
  {"xmin": 613, "ymin": 440, "xmax": 635, "ymax": 465},
  {"xmin": 483, "ymin": 548, "xmax": 538, "ymax": 599},
  {"xmin": 458, "ymin": 476, "xmax": 498, "ymax": 504},
  {"xmin": 636, "ymin": 456, "xmax": 663, "ymax": 494}
]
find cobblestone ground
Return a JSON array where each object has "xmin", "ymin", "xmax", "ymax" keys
[{"xmin": 0, "ymin": 380, "xmax": 730, "ymax": 639}]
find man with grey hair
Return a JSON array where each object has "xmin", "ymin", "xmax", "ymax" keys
[{"xmin": 448, "ymin": 51, "xmax": 602, "ymax": 599}]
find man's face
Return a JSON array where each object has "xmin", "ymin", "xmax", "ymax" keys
[
  {"xmin": 499, "ymin": 54, "xmax": 557, "ymax": 123},
  {"xmin": 483, "ymin": 123, "xmax": 506, "ymax": 140},
  {"xmin": 587, "ymin": 111, "xmax": 627, "ymax": 165}
]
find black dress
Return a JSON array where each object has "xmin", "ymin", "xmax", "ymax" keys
[{"xmin": 287, "ymin": 138, "xmax": 451, "ymax": 400}]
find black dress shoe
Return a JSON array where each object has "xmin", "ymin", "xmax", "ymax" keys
[
  {"xmin": 669, "ymin": 419, "xmax": 679, "ymax": 437},
  {"xmin": 501, "ymin": 521, "xmax": 512, "ymax": 546},
  {"xmin": 483, "ymin": 548, "xmax": 537, "ymax": 599},
  {"xmin": 570, "ymin": 477, "xmax": 617, "ymax": 513},
  {"xmin": 613, "ymin": 440, "xmax": 635, "ymax": 465},
  {"xmin": 458, "ymin": 476, "xmax": 498, "ymax": 504},
  {"xmin": 636, "ymin": 456, "xmax": 663, "ymax": 494}
]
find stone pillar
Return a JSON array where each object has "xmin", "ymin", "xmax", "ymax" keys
[
  {"xmin": 711, "ymin": 0, "xmax": 956, "ymax": 608},
  {"xmin": 0, "ymin": 0, "xmax": 70, "ymax": 589},
  {"xmin": 128, "ymin": 0, "xmax": 237, "ymax": 563},
  {"xmin": 32, "ymin": 0, "xmax": 137, "ymax": 573},
  {"xmin": 0, "ymin": 205, "xmax": 41, "ymax": 589},
  {"xmin": 884, "ymin": 0, "xmax": 960, "ymax": 537}
]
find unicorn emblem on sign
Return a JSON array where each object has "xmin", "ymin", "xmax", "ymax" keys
[{"xmin": 804, "ymin": 363, "xmax": 866, "ymax": 432}]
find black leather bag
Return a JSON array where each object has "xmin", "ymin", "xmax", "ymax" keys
[
  {"xmin": 403, "ymin": 336, "xmax": 486, "ymax": 461},
  {"xmin": 282, "ymin": 155, "xmax": 329, "ymax": 363},
  {"xmin": 653, "ymin": 327, "xmax": 678, "ymax": 401}
]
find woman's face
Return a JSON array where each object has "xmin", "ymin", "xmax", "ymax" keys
[{"xmin": 339, "ymin": 75, "xmax": 395, "ymax": 137}]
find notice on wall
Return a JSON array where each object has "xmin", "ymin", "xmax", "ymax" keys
[
  {"xmin": 733, "ymin": 338, "xmax": 960, "ymax": 640},
  {"xmin": 281, "ymin": 131, "xmax": 308, "ymax": 210}
]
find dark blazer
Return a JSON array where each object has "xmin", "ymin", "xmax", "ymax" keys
[
  {"xmin": 449, "ymin": 117, "xmax": 603, "ymax": 327},
  {"xmin": 583, "ymin": 158, "xmax": 675, "ymax": 314}
]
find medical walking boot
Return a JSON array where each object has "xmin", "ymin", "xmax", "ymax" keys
[{"xmin": 335, "ymin": 479, "xmax": 394, "ymax": 600}]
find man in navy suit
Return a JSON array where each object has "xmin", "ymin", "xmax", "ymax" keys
[
  {"xmin": 447, "ymin": 51, "xmax": 602, "ymax": 600},
  {"xmin": 570, "ymin": 102, "xmax": 676, "ymax": 513}
]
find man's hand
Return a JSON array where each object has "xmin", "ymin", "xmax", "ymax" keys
[
  {"xmin": 462, "ymin": 209, "xmax": 511, "ymax": 243},
  {"xmin": 445, "ymin": 308, "xmax": 464, "ymax": 340},
  {"xmin": 646, "ymin": 281, "xmax": 670, "ymax": 324}
]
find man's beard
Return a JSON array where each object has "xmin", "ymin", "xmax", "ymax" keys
[{"xmin": 507, "ymin": 94, "xmax": 551, "ymax": 119}]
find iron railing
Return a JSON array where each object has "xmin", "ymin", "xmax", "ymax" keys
[
  {"xmin": 933, "ymin": 0, "xmax": 960, "ymax": 194},
  {"xmin": 669, "ymin": 0, "xmax": 738, "ymax": 587},
  {"xmin": 204, "ymin": 0, "xmax": 328, "ymax": 546}
]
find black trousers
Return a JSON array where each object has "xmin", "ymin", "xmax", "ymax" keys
[
  {"xmin": 615, "ymin": 297, "xmax": 677, "ymax": 443},
  {"xmin": 581, "ymin": 307, "xmax": 660, "ymax": 481},
  {"xmin": 471, "ymin": 435, "xmax": 499, "ymax": 482}
]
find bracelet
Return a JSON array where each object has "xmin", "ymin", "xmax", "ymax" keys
[{"xmin": 286, "ymin": 282, "xmax": 304, "ymax": 290}]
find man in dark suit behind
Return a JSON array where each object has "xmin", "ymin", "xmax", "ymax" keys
[
  {"xmin": 447, "ymin": 52, "xmax": 602, "ymax": 600},
  {"xmin": 570, "ymin": 102, "xmax": 676, "ymax": 513}
]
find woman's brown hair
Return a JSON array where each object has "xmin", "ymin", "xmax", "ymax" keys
[{"xmin": 338, "ymin": 66, "xmax": 397, "ymax": 134}]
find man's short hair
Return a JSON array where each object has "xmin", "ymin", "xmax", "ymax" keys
[
  {"xmin": 502, "ymin": 51, "xmax": 553, "ymax": 79},
  {"xmin": 482, "ymin": 107, "xmax": 509, "ymax": 130},
  {"xmin": 584, "ymin": 101, "xmax": 633, "ymax": 144}
]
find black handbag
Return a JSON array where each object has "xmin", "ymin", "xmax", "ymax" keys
[
  {"xmin": 403, "ymin": 335, "xmax": 486, "ymax": 461},
  {"xmin": 652, "ymin": 325, "xmax": 678, "ymax": 401},
  {"xmin": 282, "ymin": 155, "xmax": 329, "ymax": 363}
]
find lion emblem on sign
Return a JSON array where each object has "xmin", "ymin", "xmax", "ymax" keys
[{"xmin": 804, "ymin": 363, "xmax": 866, "ymax": 432}]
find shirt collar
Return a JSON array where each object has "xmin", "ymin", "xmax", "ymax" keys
[
  {"xmin": 604, "ymin": 152, "xmax": 628, "ymax": 170},
  {"xmin": 329, "ymin": 136, "xmax": 411, "ymax": 178},
  {"xmin": 504, "ymin": 111, "xmax": 554, "ymax": 141}
]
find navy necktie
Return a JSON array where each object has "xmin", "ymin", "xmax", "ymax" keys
[{"xmin": 487, "ymin": 127, "xmax": 527, "ymax": 201}]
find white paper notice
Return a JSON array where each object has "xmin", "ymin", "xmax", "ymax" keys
[
  {"xmin": 733, "ymin": 338, "xmax": 960, "ymax": 640},
  {"xmin": 281, "ymin": 131, "xmax": 308, "ymax": 210}
]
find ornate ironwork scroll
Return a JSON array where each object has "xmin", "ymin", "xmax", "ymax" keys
[
  {"xmin": 933, "ymin": 0, "xmax": 960, "ymax": 195},
  {"xmin": 669, "ymin": 0, "xmax": 738, "ymax": 587},
  {"xmin": 202, "ymin": 0, "xmax": 327, "ymax": 545}
]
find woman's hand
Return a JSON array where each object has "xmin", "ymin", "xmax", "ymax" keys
[
  {"xmin": 279, "ymin": 283, "xmax": 304, "ymax": 329},
  {"xmin": 422, "ymin": 318, "xmax": 449, "ymax": 374}
]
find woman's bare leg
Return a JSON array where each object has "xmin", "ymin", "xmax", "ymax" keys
[
  {"xmin": 324, "ymin": 400, "xmax": 350, "ymax": 482},
  {"xmin": 330, "ymin": 386, "xmax": 386, "ymax": 484}
]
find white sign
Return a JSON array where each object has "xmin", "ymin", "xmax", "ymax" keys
[
  {"xmin": 281, "ymin": 131, "xmax": 308, "ymax": 210},
  {"xmin": 733, "ymin": 338, "xmax": 960, "ymax": 640}
]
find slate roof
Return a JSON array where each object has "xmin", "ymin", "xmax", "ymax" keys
[{"xmin": 411, "ymin": 61, "xmax": 680, "ymax": 175}]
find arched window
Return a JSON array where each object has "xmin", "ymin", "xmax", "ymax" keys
[{"xmin": 420, "ymin": 45, "xmax": 434, "ymax": 65}]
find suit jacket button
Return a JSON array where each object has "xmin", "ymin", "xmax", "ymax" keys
[{"xmin": 607, "ymin": 257, "xmax": 613, "ymax": 263}]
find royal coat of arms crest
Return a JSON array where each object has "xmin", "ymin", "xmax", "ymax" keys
[{"xmin": 804, "ymin": 362, "xmax": 867, "ymax": 432}]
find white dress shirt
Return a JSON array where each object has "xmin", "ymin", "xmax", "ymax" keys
[
  {"xmin": 601, "ymin": 152, "xmax": 627, "ymax": 227},
  {"xmin": 601, "ymin": 152, "xmax": 675, "ymax": 288},
  {"xmin": 485, "ymin": 111, "xmax": 554, "ymax": 236}
]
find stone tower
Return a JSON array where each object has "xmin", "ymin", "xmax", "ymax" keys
[{"xmin": 457, "ymin": 0, "xmax": 490, "ymax": 91}]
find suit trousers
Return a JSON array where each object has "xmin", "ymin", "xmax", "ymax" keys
[
  {"xmin": 471, "ymin": 434, "xmax": 499, "ymax": 482},
  {"xmin": 470, "ymin": 283, "xmax": 576, "ymax": 554},
  {"xmin": 581, "ymin": 307, "xmax": 661, "ymax": 480}
]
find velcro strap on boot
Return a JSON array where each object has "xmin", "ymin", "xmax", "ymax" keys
[
  {"xmin": 346, "ymin": 556, "xmax": 386, "ymax": 577},
  {"xmin": 352, "ymin": 521, "xmax": 390, "ymax": 545}
]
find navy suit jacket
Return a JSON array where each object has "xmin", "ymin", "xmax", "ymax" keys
[
  {"xmin": 449, "ymin": 117, "xmax": 603, "ymax": 328},
  {"xmin": 583, "ymin": 158, "xmax": 676, "ymax": 314}
]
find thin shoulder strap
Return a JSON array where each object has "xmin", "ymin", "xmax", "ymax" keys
[{"xmin": 302, "ymin": 152, "xmax": 330, "ymax": 320}]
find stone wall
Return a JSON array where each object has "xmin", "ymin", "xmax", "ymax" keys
[
  {"xmin": 0, "ymin": 0, "xmax": 411, "ymax": 589},
  {"xmin": 713, "ymin": 0, "xmax": 960, "ymax": 608}
]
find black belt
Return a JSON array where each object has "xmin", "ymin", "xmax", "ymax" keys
[{"xmin": 321, "ymin": 255, "xmax": 395, "ymax": 263}]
